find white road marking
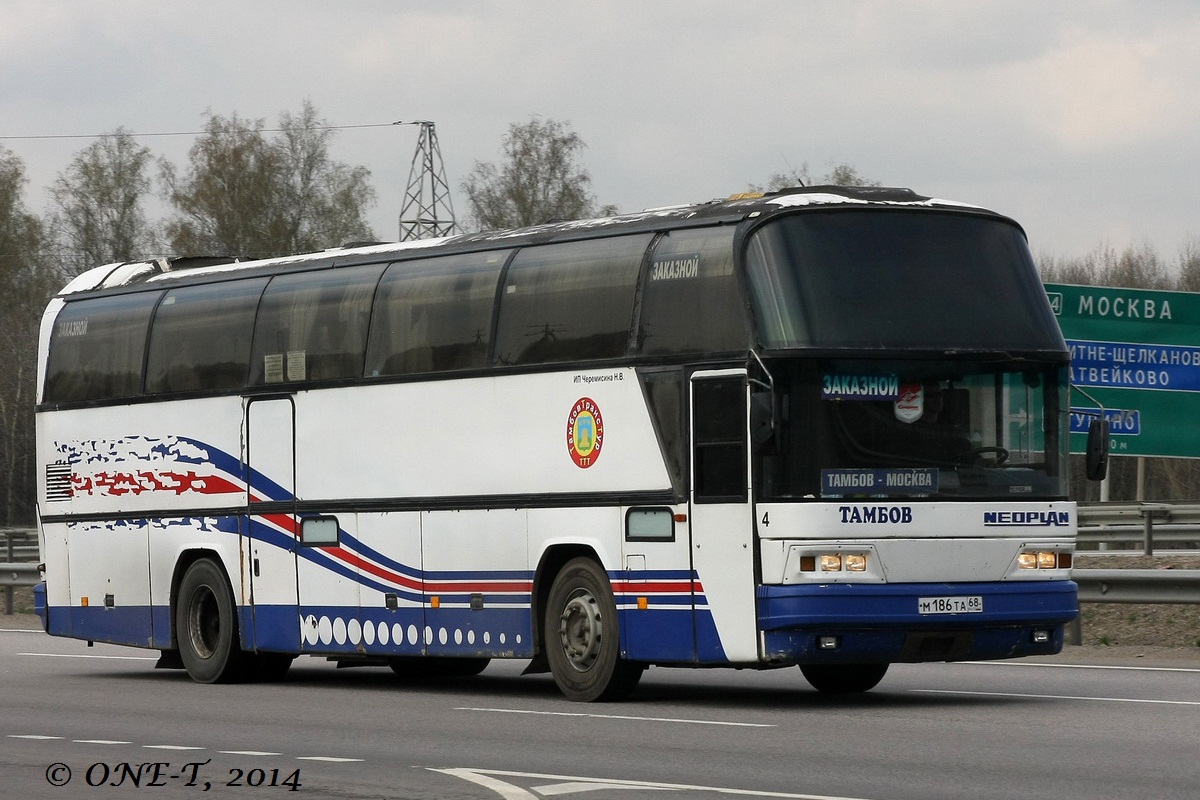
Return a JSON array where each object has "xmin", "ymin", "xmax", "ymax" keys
[
  {"xmin": 144, "ymin": 744, "xmax": 206, "ymax": 750},
  {"xmin": 457, "ymin": 707, "xmax": 774, "ymax": 727},
  {"xmin": 9, "ymin": 731, "xmax": 362, "ymax": 764},
  {"xmin": 966, "ymin": 660, "xmax": 1200, "ymax": 674},
  {"xmin": 911, "ymin": 688, "xmax": 1200, "ymax": 706},
  {"xmin": 18, "ymin": 651, "xmax": 156, "ymax": 661},
  {"xmin": 431, "ymin": 767, "xmax": 882, "ymax": 800}
]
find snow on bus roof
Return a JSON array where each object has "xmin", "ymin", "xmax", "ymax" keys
[{"xmin": 756, "ymin": 191, "xmax": 983, "ymax": 211}]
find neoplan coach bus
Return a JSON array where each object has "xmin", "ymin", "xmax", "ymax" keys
[{"xmin": 33, "ymin": 186, "xmax": 1103, "ymax": 701}]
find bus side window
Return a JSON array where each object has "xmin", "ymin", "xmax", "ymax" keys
[
  {"xmin": 493, "ymin": 235, "xmax": 651, "ymax": 366},
  {"xmin": 250, "ymin": 264, "xmax": 385, "ymax": 384},
  {"xmin": 626, "ymin": 507, "xmax": 675, "ymax": 541},
  {"xmin": 365, "ymin": 250, "xmax": 507, "ymax": 377},
  {"xmin": 44, "ymin": 292, "xmax": 161, "ymax": 403},
  {"xmin": 692, "ymin": 377, "xmax": 748, "ymax": 502},
  {"xmin": 300, "ymin": 516, "xmax": 339, "ymax": 546},
  {"xmin": 638, "ymin": 227, "xmax": 746, "ymax": 356},
  {"xmin": 145, "ymin": 278, "xmax": 267, "ymax": 394}
]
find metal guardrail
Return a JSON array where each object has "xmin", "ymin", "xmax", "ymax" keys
[
  {"xmin": 1072, "ymin": 568, "xmax": 1200, "ymax": 604},
  {"xmin": 2, "ymin": 527, "xmax": 38, "ymax": 614},
  {"xmin": 1, "ymin": 563, "xmax": 40, "ymax": 589},
  {"xmin": 1078, "ymin": 502, "xmax": 1200, "ymax": 553}
]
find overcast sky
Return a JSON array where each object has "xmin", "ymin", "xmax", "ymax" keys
[{"xmin": 3, "ymin": 1, "xmax": 1198, "ymax": 263}]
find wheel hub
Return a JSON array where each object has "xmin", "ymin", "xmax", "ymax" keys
[{"xmin": 558, "ymin": 588, "xmax": 603, "ymax": 672}]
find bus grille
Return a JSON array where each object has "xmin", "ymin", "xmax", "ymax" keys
[{"xmin": 45, "ymin": 463, "xmax": 73, "ymax": 502}]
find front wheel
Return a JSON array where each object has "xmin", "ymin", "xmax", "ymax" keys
[
  {"xmin": 544, "ymin": 557, "xmax": 643, "ymax": 702},
  {"xmin": 800, "ymin": 663, "xmax": 889, "ymax": 693},
  {"xmin": 175, "ymin": 558, "xmax": 253, "ymax": 684}
]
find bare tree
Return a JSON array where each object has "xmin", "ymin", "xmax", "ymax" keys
[
  {"xmin": 750, "ymin": 161, "xmax": 883, "ymax": 193},
  {"xmin": 461, "ymin": 117, "xmax": 610, "ymax": 232},
  {"xmin": 274, "ymin": 101, "xmax": 376, "ymax": 253},
  {"xmin": 0, "ymin": 147, "xmax": 54, "ymax": 524},
  {"xmin": 1176, "ymin": 237, "xmax": 1200, "ymax": 293},
  {"xmin": 49, "ymin": 128, "xmax": 156, "ymax": 276},
  {"xmin": 162, "ymin": 102, "xmax": 376, "ymax": 258}
]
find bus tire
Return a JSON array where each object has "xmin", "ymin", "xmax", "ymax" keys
[
  {"xmin": 175, "ymin": 558, "xmax": 252, "ymax": 684},
  {"xmin": 545, "ymin": 557, "xmax": 643, "ymax": 702},
  {"xmin": 800, "ymin": 663, "xmax": 889, "ymax": 693}
]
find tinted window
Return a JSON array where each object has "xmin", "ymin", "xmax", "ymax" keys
[
  {"xmin": 641, "ymin": 369, "xmax": 686, "ymax": 497},
  {"xmin": 250, "ymin": 264, "xmax": 385, "ymax": 384},
  {"xmin": 745, "ymin": 211, "xmax": 1064, "ymax": 351},
  {"xmin": 638, "ymin": 227, "xmax": 745, "ymax": 355},
  {"xmin": 366, "ymin": 251, "xmax": 507, "ymax": 377},
  {"xmin": 44, "ymin": 292, "xmax": 160, "ymax": 402},
  {"xmin": 692, "ymin": 376, "xmax": 747, "ymax": 502},
  {"xmin": 145, "ymin": 278, "xmax": 267, "ymax": 393},
  {"xmin": 494, "ymin": 235, "xmax": 651, "ymax": 366}
]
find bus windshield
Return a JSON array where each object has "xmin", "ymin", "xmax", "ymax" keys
[
  {"xmin": 757, "ymin": 359, "xmax": 1068, "ymax": 501},
  {"xmin": 744, "ymin": 209, "xmax": 1065, "ymax": 352}
]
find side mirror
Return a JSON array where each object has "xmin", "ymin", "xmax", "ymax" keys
[
  {"xmin": 750, "ymin": 392, "xmax": 775, "ymax": 449},
  {"xmin": 1085, "ymin": 418, "xmax": 1110, "ymax": 481}
]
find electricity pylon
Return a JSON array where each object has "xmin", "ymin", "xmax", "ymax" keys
[{"xmin": 396, "ymin": 120, "xmax": 457, "ymax": 240}]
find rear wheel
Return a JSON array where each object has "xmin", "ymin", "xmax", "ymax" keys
[
  {"xmin": 175, "ymin": 558, "xmax": 253, "ymax": 684},
  {"xmin": 800, "ymin": 663, "xmax": 889, "ymax": 693},
  {"xmin": 545, "ymin": 557, "xmax": 643, "ymax": 702}
]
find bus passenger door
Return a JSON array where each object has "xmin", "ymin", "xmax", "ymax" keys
[
  {"xmin": 245, "ymin": 396, "xmax": 301, "ymax": 652},
  {"xmin": 689, "ymin": 370, "xmax": 759, "ymax": 663}
]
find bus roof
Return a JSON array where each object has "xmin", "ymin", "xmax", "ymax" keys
[{"xmin": 57, "ymin": 185, "xmax": 1005, "ymax": 297}]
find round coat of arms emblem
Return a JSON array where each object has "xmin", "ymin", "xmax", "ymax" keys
[{"xmin": 566, "ymin": 397, "xmax": 603, "ymax": 468}]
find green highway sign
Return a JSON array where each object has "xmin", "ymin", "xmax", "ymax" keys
[{"xmin": 1045, "ymin": 283, "xmax": 1200, "ymax": 458}]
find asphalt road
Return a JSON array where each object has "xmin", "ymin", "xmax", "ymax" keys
[{"xmin": 2, "ymin": 623, "xmax": 1198, "ymax": 800}]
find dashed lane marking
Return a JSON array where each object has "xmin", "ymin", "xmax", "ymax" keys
[{"xmin": 457, "ymin": 707, "xmax": 775, "ymax": 727}]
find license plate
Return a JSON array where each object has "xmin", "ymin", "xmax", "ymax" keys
[{"xmin": 918, "ymin": 595, "xmax": 983, "ymax": 615}]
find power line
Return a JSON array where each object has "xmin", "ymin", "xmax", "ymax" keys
[{"xmin": 0, "ymin": 122, "xmax": 399, "ymax": 141}]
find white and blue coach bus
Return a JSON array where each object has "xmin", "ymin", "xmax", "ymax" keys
[{"xmin": 33, "ymin": 186, "xmax": 1100, "ymax": 701}]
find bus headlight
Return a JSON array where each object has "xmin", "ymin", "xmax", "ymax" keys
[
  {"xmin": 844, "ymin": 553, "xmax": 868, "ymax": 572},
  {"xmin": 819, "ymin": 554, "xmax": 842, "ymax": 572},
  {"xmin": 782, "ymin": 546, "xmax": 880, "ymax": 583},
  {"xmin": 1017, "ymin": 550, "xmax": 1072, "ymax": 569},
  {"xmin": 814, "ymin": 553, "xmax": 868, "ymax": 572}
]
